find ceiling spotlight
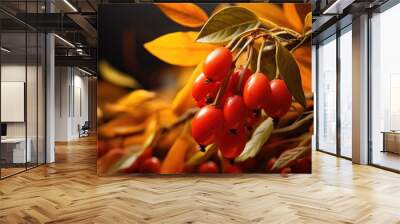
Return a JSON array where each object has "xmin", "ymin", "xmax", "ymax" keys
[
  {"xmin": 63, "ymin": 0, "xmax": 78, "ymax": 12},
  {"xmin": 54, "ymin": 34, "xmax": 75, "ymax": 48},
  {"xmin": 78, "ymin": 67, "xmax": 93, "ymax": 76},
  {"xmin": 1, "ymin": 47, "xmax": 11, "ymax": 53}
]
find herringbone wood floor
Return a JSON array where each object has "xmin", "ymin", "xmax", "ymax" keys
[{"xmin": 0, "ymin": 136, "xmax": 400, "ymax": 224}]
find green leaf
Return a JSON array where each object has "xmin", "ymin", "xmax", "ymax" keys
[
  {"xmin": 271, "ymin": 146, "xmax": 310, "ymax": 171},
  {"xmin": 235, "ymin": 117, "xmax": 273, "ymax": 162},
  {"xmin": 252, "ymin": 47, "xmax": 276, "ymax": 81},
  {"xmin": 106, "ymin": 146, "xmax": 142, "ymax": 175},
  {"xmin": 106, "ymin": 129, "xmax": 157, "ymax": 175},
  {"xmin": 196, "ymin": 6, "xmax": 260, "ymax": 43},
  {"xmin": 185, "ymin": 144, "xmax": 217, "ymax": 167},
  {"xmin": 276, "ymin": 42, "xmax": 306, "ymax": 108}
]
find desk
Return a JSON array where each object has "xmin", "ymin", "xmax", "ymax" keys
[
  {"xmin": 382, "ymin": 131, "xmax": 400, "ymax": 154},
  {"xmin": 1, "ymin": 138, "xmax": 31, "ymax": 163}
]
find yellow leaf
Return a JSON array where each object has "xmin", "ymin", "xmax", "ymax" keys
[
  {"xmin": 304, "ymin": 12, "xmax": 312, "ymax": 32},
  {"xmin": 172, "ymin": 62, "xmax": 203, "ymax": 115},
  {"xmin": 116, "ymin": 89, "xmax": 155, "ymax": 107},
  {"xmin": 99, "ymin": 60, "xmax": 140, "ymax": 88},
  {"xmin": 144, "ymin": 32, "xmax": 216, "ymax": 67},
  {"xmin": 156, "ymin": 3, "xmax": 208, "ymax": 28}
]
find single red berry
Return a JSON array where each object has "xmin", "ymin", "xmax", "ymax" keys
[
  {"xmin": 223, "ymin": 95, "xmax": 246, "ymax": 129},
  {"xmin": 280, "ymin": 167, "xmax": 292, "ymax": 177},
  {"xmin": 203, "ymin": 47, "xmax": 232, "ymax": 81},
  {"xmin": 191, "ymin": 105, "xmax": 223, "ymax": 146},
  {"xmin": 243, "ymin": 73, "xmax": 272, "ymax": 109},
  {"xmin": 140, "ymin": 157, "xmax": 161, "ymax": 173},
  {"xmin": 198, "ymin": 161, "xmax": 219, "ymax": 173},
  {"xmin": 97, "ymin": 140, "xmax": 110, "ymax": 158},
  {"xmin": 263, "ymin": 79, "xmax": 292, "ymax": 118},
  {"xmin": 122, "ymin": 147, "xmax": 153, "ymax": 173},
  {"xmin": 216, "ymin": 127, "xmax": 246, "ymax": 159},
  {"xmin": 224, "ymin": 164, "xmax": 242, "ymax": 173},
  {"xmin": 293, "ymin": 157, "xmax": 311, "ymax": 173},
  {"xmin": 226, "ymin": 67, "xmax": 252, "ymax": 93},
  {"xmin": 239, "ymin": 158, "xmax": 257, "ymax": 172},
  {"xmin": 192, "ymin": 73, "xmax": 220, "ymax": 102},
  {"xmin": 245, "ymin": 109, "xmax": 261, "ymax": 127}
]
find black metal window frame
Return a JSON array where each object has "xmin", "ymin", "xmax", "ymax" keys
[
  {"xmin": 0, "ymin": 0, "xmax": 48, "ymax": 180},
  {"xmin": 314, "ymin": 22, "xmax": 353, "ymax": 161}
]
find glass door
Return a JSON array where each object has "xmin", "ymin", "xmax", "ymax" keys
[
  {"xmin": 339, "ymin": 26, "xmax": 352, "ymax": 159},
  {"xmin": 317, "ymin": 35, "xmax": 337, "ymax": 155},
  {"xmin": 370, "ymin": 4, "xmax": 400, "ymax": 171}
]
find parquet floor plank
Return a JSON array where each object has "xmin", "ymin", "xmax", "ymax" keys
[{"xmin": 0, "ymin": 136, "xmax": 399, "ymax": 223}]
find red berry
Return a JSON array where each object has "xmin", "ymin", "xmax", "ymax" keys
[
  {"xmin": 263, "ymin": 79, "xmax": 292, "ymax": 118},
  {"xmin": 192, "ymin": 73, "xmax": 220, "ymax": 102},
  {"xmin": 220, "ymin": 90, "xmax": 234, "ymax": 106},
  {"xmin": 97, "ymin": 140, "xmax": 110, "ymax": 158},
  {"xmin": 191, "ymin": 105, "xmax": 223, "ymax": 145},
  {"xmin": 223, "ymin": 95, "xmax": 246, "ymax": 129},
  {"xmin": 280, "ymin": 167, "xmax": 291, "ymax": 177},
  {"xmin": 226, "ymin": 67, "xmax": 252, "ymax": 93},
  {"xmin": 140, "ymin": 157, "xmax": 161, "ymax": 173},
  {"xmin": 243, "ymin": 73, "xmax": 272, "ymax": 109},
  {"xmin": 198, "ymin": 161, "xmax": 219, "ymax": 173},
  {"xmin": 216, "ymin": 127, "xmax": 246, "ymax": 159},
  {"xmin": 239, "ymin": 158, "xmax": 257, "ymax": 172},
  {"xmin": 224, "ymin": 164, "xmax": 242, "ymax": 173},
  {"xmin": 122, "ymin": 147, "xmax": 153, "ymax": 173},
  {"xmin": 203, "ymin": 47, "xmax": 232, "ymax": 81},
  {"xmin": 265, "ymin": 157, "xmax": 277, "ymax": 172},
  {"xmin": 245, "ymin": 109, "xmax": 261, "ymax": 127}
]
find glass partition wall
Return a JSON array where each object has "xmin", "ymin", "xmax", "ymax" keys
[
  {"xmin": 317, "ymin": 35, "xmax": 337, "ymax": 155},
  {"xmin": 370, "ymin": 3, "xmax": 400, "ymax": 171},
  {"xmin": 0, "ymin": 3, "xmax": 46, "ymax": 179},
  {"xmin": 316, "ymin": 26, "xmax": 353, "ymax": 159}
]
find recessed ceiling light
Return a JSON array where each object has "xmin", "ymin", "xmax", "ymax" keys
[
  {"xmin": 63, "ymin": 0, "xmax": 78, "ymax": 12},
  {"xmin": 78, "ymin": 67, "xmax": 93, "ymax": 76},
  {"xmin": 1, "ymin": 47, "xmax": 11, "ymax": 53},
  {"xmin": 54, "ymin": 34, "xmax": 75, "ymax": 48}
]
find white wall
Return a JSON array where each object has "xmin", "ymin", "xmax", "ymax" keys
[{"xmin": 55, "ymin": 67, "xmax": 89, "ymax": 141}]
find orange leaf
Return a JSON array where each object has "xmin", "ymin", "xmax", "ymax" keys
[
  {"xmin": 144, "ymin": 32, "xmax": 216, "ymax": 67},
  {"xmin": 236, "ymin": 3, "xmax": 293, "ymax": 30},
  {"xmin": 156, "ymin": 3, "xmax": 208, "ymax": 28},
  {"xmin": 172, "ymin": 62, "xmax": 203, "ymax": 115},
  {"xmin": 284, "ymin": 4, "xmax": 303, "ymax": 33},
  {"xmin": 293, "ymin": 44, "xmax": 312, "ymax": 93},
  {"xmin": 160, "ymin": 123, "xmax": 195, "ymax": 174}
]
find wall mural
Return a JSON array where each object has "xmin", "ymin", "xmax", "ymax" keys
[{"xmin": 97, "ymin": 3, "xmax": 312, "ymax": 175}]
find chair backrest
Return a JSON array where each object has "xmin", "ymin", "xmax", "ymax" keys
[{"xmin": 82, "ymin": 121, "xmax": 90, "ymax": 129}]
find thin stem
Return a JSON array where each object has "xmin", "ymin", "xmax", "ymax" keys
[
  {"xmin": 275, "ymin": 41, "xmax": 280, "ymax": 79},
  {"xmin": 213, "ymin": 67, "xmax": 235, "ymax": 106},
  {"xmin": 256, "ymin": 38, "xmax": 265, "ymax": 73},
  {"xmin": 290, "ymin": 31, "xmax": 311, "ymax": 53},
  {"xmin": 236, "ymin": 45, "xmax": 252, "ymax": 94},
  {"xmin": 230, "ymin": 35, "xmax": 247, "ymax": 52},
  {"xmin": 259, "ymin": 18, "xmax": 302, "ymax": 39},
  {"xmin": 159, "ymin": 108, "xmax": 198, "ymax": 134},
  {"xmin": 233, "ymin": 37, "xmax": 253, "ymax": 62},
  {"xmin": 272, "ymin": 113, "xmax": 313, "ymax": 134}
]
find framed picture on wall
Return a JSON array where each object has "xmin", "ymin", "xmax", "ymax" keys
[{"xmin": 97, "ymin": 3, "xmax": 313, "ymax": 175}]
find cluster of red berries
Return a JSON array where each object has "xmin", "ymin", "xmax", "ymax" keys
[{"xmin": 191, "ymin": 47, "xmax": 293, "ymax": 159}]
